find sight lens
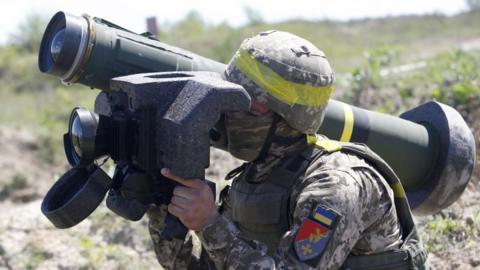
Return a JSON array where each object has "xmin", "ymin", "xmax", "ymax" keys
[
  {"xmin": 65, "ymin": 107, "xmax": 101, "ymax": 167},
  {"xmin": 38, "ymin": 12, "xmax": 89, "ymax": 80},
  {"xmin": 50, "ymin": 28, "xmax": 65, "ymax": 62},
  {"xmin": 71, "ymin": 115, "xmax": 83, "ymax": 157}
]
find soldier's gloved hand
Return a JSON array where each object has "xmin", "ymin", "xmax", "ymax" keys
[{"xmin": 161, "ymin": 168, "xmax": 219, "ymax": 231}]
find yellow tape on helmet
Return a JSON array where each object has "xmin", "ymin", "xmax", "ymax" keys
[{"xmin": 234, "ymin": 49, "xmax": 332, "ymax": 106}]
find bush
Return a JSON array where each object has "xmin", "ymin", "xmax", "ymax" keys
[{"xmin": 0, "ymin": 172, "xmax": 28, "ymax": 199}]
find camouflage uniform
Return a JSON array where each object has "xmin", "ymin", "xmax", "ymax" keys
[
  {"xmin": 148, "ymin": 122, "xmax": 425, "ymax": 269},
  {"xmin": 148, "ymin": 30, "xmax": 427, "ymax": 269}
]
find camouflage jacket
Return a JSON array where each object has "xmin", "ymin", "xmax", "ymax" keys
[{"xmin": 147, "ymin": 141, "xmax": 407, "ymax": 270}]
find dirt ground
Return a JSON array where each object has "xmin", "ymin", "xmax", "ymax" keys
[{"xmin": 0, "ymin": 125, "xmax": 478, "ymax": 269}]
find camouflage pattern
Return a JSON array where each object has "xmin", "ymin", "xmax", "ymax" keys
[
  {"xmin": 242, "ymin": 117, "xmax": 306, "ymax": 182},
  {"xmin": 225, "ymin": 108, "xmax": 306, "ymax": 168},
  {"xmin": 146, "ymin": 205, "xmax": 216, "ymax": 270},
  {"xmin": 197, "ymin": 138, "xmax": 405, "ymax": 269},
  {"xmin": 225, "ymin": 30, "xmax": 335, "ymax": 135},
  {"xmin": 224, "ymin": 110, "xmax": 274, "ymax": 161},
  {"xmin": 147, "ymin": 123, "xmax": 411, "ymax": 269}
]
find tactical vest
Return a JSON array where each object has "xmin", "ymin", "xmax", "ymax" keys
[{"xmin": 226, "ymin": 139, "xmax": 428, "ymax": 270}]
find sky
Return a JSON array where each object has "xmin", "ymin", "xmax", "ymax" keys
[{"xmin": 0, "ymin": 0, "xmax": 469, "ymax": 44}]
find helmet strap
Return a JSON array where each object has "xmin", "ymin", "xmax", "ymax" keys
[{"xmin": 253, "ymin": 113, "xmax": 282, "ymax": 162}]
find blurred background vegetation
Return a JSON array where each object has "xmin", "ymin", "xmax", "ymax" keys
[{"xmin": 0, "ymin": 4, "xmax": 479, "ymax": 269}]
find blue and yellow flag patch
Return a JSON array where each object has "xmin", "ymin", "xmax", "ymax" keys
[
  {"xmin": 294, "ymin": 205, "xmax": 340, "ymax": 262},
  {"xmin": 313, "ymin": 205, "xmax": 338, "ymax": 227}
]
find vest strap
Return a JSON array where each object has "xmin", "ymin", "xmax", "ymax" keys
[
  {"xmin": 341, "ymin": 249, "xmax": 412, "ymax": 270},
  {"xmin": 225, "ymin": 163, "xmax": 248, "ymax": 180}
]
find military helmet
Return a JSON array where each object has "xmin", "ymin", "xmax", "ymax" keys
[{"xmin": 225, "ymin": 30, "xmax": 335, "ymax": 135}]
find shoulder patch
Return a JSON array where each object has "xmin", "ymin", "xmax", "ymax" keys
[
  {"xmin": 312, "ymin": 205, "xmax": 339, "ymax": 227},
  {"xmin": 294, "ymin": 205, "xmax": 340, "ymax": 263}
]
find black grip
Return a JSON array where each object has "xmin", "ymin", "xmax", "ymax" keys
[
  {"xmin": 161, "ymin": 213, "xmax": 188, "ymax": 240},
  {"xmin": 106, "ymin": 189, "xmax": 149, "ymax": 221},
  {"xmin": 159, "ymin": 179, "xmax": 215, "ymax": 240}
]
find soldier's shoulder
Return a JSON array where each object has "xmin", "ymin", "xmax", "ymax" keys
[
  {"xmin": 292, "ymin": 145, "xmax": 393, "ymax": 207},
  {"xmin": 306, "ymin": 146, "xmax": 376, "ymax": 176},
  {"xmin": 289, "ymin": 147, "xmax": 397, "ymax": 232}
]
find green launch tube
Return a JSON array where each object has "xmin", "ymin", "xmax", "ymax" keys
[
  {"xmin": 38, "ymin": 12, "xmax": 225, "ymax": 90},
  {"xmin": 318, "ymin": 100, "xmax": 475, "ymax": 215},
  {"xmin": 319, "ymin": 101, "xmax": 437, "ymax": 190},
  {"xmin": 38, "ymin": 11, "xmax": 476, "ymax": 215}
]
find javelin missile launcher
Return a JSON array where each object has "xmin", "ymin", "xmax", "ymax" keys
[{"xmin": 38, "ymin": 11, "xmax": 476, "ymax": 232}]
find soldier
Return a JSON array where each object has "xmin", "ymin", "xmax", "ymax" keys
[{"xmin": 147, "ymin": 30, "xmax": 428, "ymax": 269}]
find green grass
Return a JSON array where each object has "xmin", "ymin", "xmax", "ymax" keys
[
  {"xmin": 0, "ymin": 172, "xmax": 28, "ymax": 199},
  {"xmin": 78, "ymin": 234, "xmax": 138, "ymax": 269},
  {"xmin": 0, "ymin": 47, "xmax": 98, "ymax": 163},
  {"xmin": 0, "ymin": 85, "xmax": 97, "ymax": 163},
  {"xmin": 420, "ymin": 212, "xmax": 480, "ymax": 253}
]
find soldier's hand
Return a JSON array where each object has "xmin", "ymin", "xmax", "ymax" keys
[{"xmin": 161, "ymin": 168, "xmax": 219, "ymax": 231}]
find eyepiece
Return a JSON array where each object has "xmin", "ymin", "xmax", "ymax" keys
[{"xmin": 64, "ymin": 107, "xmax": 100, "ymax": 167}]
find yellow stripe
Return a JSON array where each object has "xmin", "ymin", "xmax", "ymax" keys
[
  {"xmin": 234, "ymin": 49, "xmax": 332, "ymax": 106},
  {"xmin": 391, "ymin": 182, "xmax": 407, "ymax": 198},
  {"xmin": 339, "ymin": 103, "xmax": 354, "ymax": 142},
  {"xmin": 306, "ymin": 134, "xmax": 318, "ymax": 146},
  {"xmin": 315, "ymin": 140, "xmax": 342, "ymax": 152},
  {"xmin": 314, "ymin": 213, "xmax": 332, "ymax": 226},
  {"xmin": 306, "ymin": 135, "xmax": 342, "ymax": 152}
]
